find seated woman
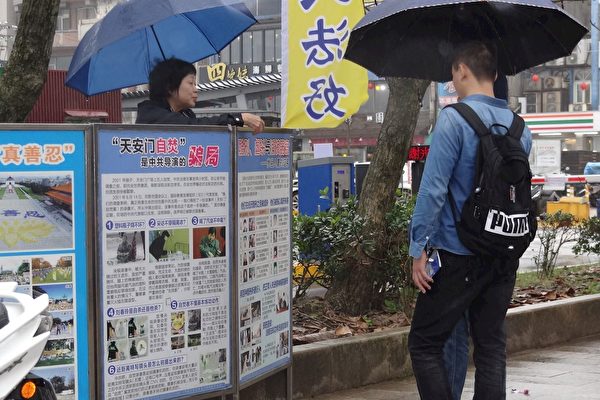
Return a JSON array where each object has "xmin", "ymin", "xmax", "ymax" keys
[{"xmin": 136, "ymin": 58, "xmax": 264, "ymax": 133}]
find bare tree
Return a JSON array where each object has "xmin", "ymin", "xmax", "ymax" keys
[
  {"xmin": 325, "ymin": 77, "xmax": 431, "ymax": 315},
  {"xmin": 0, "ymin": 0, "xmax": 60, "ymax": 122}
]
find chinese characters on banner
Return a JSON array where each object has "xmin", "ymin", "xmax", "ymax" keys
[
  {"xmin": 236, "ymin": 132, "xmax": 293, "ymax": 383},
  {"xmin": 281, "ymin": 0, "xmax": 368, "ymax": 128},
  {"xmin": 97, "ymin": 129, "xmax": 232, "ymax": 400},
  {"xmin": 0, "ymin": 130, "xmax": 89, "ymax": 399}
]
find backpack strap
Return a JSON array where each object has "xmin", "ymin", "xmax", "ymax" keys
[
  {"xmin": 507, "ymin": 112, "xmax": 525, "ymax": 141},
  {"xmin": 447, "ymin": 103, "xmax": 526, "ymax": 141},
  {"xmin": 444, "ymin": 102, "xmax": 487, "ymax": 225},
  {"xmin": 446, "ymin": 103, "xmax": 489, "ymax": 137}
]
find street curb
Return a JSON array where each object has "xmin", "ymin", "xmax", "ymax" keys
[
  {"xmin": 505, "ymin": 294, "xmax": 600, "ymax": 353},
  {"xmin": 285, "ymin": 294, "xmax": 600, "ymax": 399}
]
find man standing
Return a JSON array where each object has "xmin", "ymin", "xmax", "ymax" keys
[{"xmin": 408, "ymin": 42, "xmax": 532, "ymax": 399}]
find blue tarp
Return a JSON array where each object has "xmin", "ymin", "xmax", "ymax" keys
[{"xmin": 584, "ymin": 162, "xmax": 600, "ymax": 175}]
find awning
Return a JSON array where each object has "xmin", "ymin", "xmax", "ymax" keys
[
  {"xmin": 310, "ymin": 137, "xmax": 378, "ymax": 147},
  {"xmin": 121, "ymin": 73, "xmax": 282, "ymax": 99},
  {"xmin": 64, "ymin": 109, "xmax": 109, "ymax": 118}
]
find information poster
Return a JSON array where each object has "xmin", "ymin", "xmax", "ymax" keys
[
  {"xmin": 96, "ymin": 128, "xmax": 232, "ymax": 400},
  {"xmin": 236, "ymin": 132, "xmax": 293, "ymax": 384},
  {"xmin": 0, "ymin": 129, "xmax": 89, "ymax": 399},
  {"xmin": 531, "ymin": 139, "xmax": 561, "ymax": 175}
]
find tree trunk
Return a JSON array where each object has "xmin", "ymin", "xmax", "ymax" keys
[
  {"xmin": 325, "ymin": 77, "xmax": 431, "ymax": 315},
  {"xmin": 0, "ymin": 0, "xmax": 60, "ymax": 122}
]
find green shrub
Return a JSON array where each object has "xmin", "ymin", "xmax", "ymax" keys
[
  {"xmin": 534, "ymin": 211, "xmax": 578, "ymax": 278},
  {"xmin": 292, "ymin": 196, "xmax": 417, "ymax": 315},
  {"xmin": 292, "ymin": 197, "xmax": 369, "ymax": 299},
  {"xmin": 574, "ymin": 217, "xmax": 600, "ymax": 257}
]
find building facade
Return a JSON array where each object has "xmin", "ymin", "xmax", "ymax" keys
[{"xmin": 1, "ymin": 0, "xmax": 599, "ymax": 170}]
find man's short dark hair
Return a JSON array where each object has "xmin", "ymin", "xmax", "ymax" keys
[
  {"xmin": 208, "ymin": 227, "xmax": 216, "ymax": 235},
  {"xmin": 149, "ymin": 58, "xmax": 196, "ymax": 102},
  {"xmin": 451, "ymin": 41, "xmax": 497, "ymax": 82}
]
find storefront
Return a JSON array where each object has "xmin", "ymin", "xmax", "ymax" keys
[{"xmin": 523, "ymin": 111, "xmax": 600, "ymax": 175}]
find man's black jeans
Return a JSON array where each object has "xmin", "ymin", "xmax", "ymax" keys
[{"xmin": 408, "ymin": 250, "xmax": 518, "ymax": 400}]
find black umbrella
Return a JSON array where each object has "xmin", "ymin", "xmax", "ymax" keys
[{"xmin": 345, "ymin": 0, "xmax": 588, "ymax": 82}]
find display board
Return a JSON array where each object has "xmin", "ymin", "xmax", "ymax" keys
[
  {"xmin": 95, "ymin": 126, "xmax": 233, "ymax": 400},
  {"xmin": 236, "ymin": 131, "xmax": 293, "ymax": 385},
  {"xmin": 0, "ymin": 127, "xmax": 90, "ymax": 399}
]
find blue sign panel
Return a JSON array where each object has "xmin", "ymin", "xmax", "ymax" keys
[
  {"xmin": 0, "ymin": 129, "xmax": 89, "ymax": 399},
  {"xmin": 236, "ymin": 131, "xmax": 293, "ymax": 384},
  {"xmin": 96, "ymin": 127, "xmax": 233, "ymax": 400}
]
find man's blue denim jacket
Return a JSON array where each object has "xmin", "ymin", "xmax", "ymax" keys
[{"xmin": 409, "ymin": 94, "xmax": 533, "ymax": 258}]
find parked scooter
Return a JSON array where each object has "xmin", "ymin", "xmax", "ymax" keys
[{"xmin": 0, "ymin": 282, "xmax": 57, "ymax": 400}]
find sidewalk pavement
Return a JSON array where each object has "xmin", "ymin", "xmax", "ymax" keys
[{"xmin": 310, "ymin": 334, "xmax": 600, "ymax": 400}]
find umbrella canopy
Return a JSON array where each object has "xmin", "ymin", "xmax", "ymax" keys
[
  {"xmin": 344, "ymin": 0, "xmax": 588, "ymax": 82},
  {"xmin": 66, "ymin": 0, "xmax": 256, "ymax": 96}
]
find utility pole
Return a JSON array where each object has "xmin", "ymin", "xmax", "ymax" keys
[
  {"xmin": 345, "ymin": 117, "xmax": 352, "ymax": 156},
  {"xmin": 592, "ymin": 0, "xmax": 599, "ymax": 109}
]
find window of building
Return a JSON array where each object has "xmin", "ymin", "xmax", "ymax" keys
[
  {"xmin": 525, "ymin": 93, "xmax": 540, "ymax": 114},
  {"xmin": 574, "ymin": 81, "xmax": 591, "ymax": 105},
  {"xmin": 275, "ymin": 29, "xmax": 281, "ymax": 62},
  {"xmin": 220, "ymin": 46, "xmax": 230, "ymax": 64},
  {"xmin": 248, "ymin": 99, "xmax": 258, "ymax": 110},
  {"xmin": 243, "ymin": 31, "xmax": 253, "ymax": 63},
  {"xmin": 542, "ymin": 91, "xmax": 562, "ymax": 113},
  {"xmin": 257, "ymin": 0, "xmax": 281, "ymax": 17},
  {"xmin": 265, "ymin": 30, "xmax": 275, "ymax": 62},
  {"xmin": 244, "ymin": 0, "xmax": 281, "ymax": 18},
  {"xmin": 252, "ymin": 30, "xmax": 263, "ymax": 63},
  {"xmin": 274, "ymin": 95, "xmax": 281, "ymax": 112},
  {"xmin": 49, "ymin": 55, "xmax": 72, "ymax": 70},
  {"xmin": 230, "ymin": 37, "xmax": 241, "ymax": 64},
  {"xmin": 57, "ymin": 9, "xmax": 71, "ymax": 31},
  {"xmin": 243, "ymin": 0, "xmax": 257, "ymax": 15},
  {"xmin": 198, "ymin": 55, "xmax": 216, "ymax": 66},
  {"xmin": 77, "ymin": 7, "xmax": 96, "ymax": 22}
]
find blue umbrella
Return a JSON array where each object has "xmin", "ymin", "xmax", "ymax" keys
[
  {"xmin": 66, "ymin": 0, "xmax": 256, "ymax": 96},
  {"xmin": 345, "ymin": 0, "xmax": 588, "ymax": 82}
]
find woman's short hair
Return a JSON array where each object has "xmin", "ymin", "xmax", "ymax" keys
[{"xmin": 149, "ymin": 58, "xmax": 196, "ymax": 102}]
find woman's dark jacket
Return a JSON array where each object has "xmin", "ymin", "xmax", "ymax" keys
[{"xmin": 136, "ymin": 99, "xmax": 244, "ymax": 126}]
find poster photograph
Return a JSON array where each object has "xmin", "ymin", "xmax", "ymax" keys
[
  {"xmin": 192, "ymin": 226, "xmax": 226, "ymax": 259},
  {"xmin": 50, "ymin": 311, "xmax": 75, "ymax": 338},
  {"xmin": 0, "ymin": 256, "xmax": 30, "ymax": 285},
  {"xmin": 32, "ymin": 254, "xmax": 73, "ymax": 284},
  {"xmin": 105, "ymin": 231, "xmax": 146, "ymax": 265},
  {"xmin": 39, "ymin": 338, "xmax": 76, "ymax": 367},
  {"xmin": 34, "ymin": 283, "xmax": 74, "ymax": 312},
  {"xmin": 148, "ymin": 228, "xmax": 190, "ymax": 262},
  {"xmin": 33, "ymin": 366, "xmax": 76, "ymax": 400},
  {"xmin": 0, "ymin": 172, "xmax": 74, "ymax": 252}
]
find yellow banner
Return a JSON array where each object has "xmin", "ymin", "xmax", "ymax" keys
[{"xmin": 281, "ymin": 0, "xmax": 368, "ymax": 129}]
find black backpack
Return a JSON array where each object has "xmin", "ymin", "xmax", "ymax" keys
[{"xmin": 446, "ymin": 102, "xmax": 537, "ymax": 260}]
